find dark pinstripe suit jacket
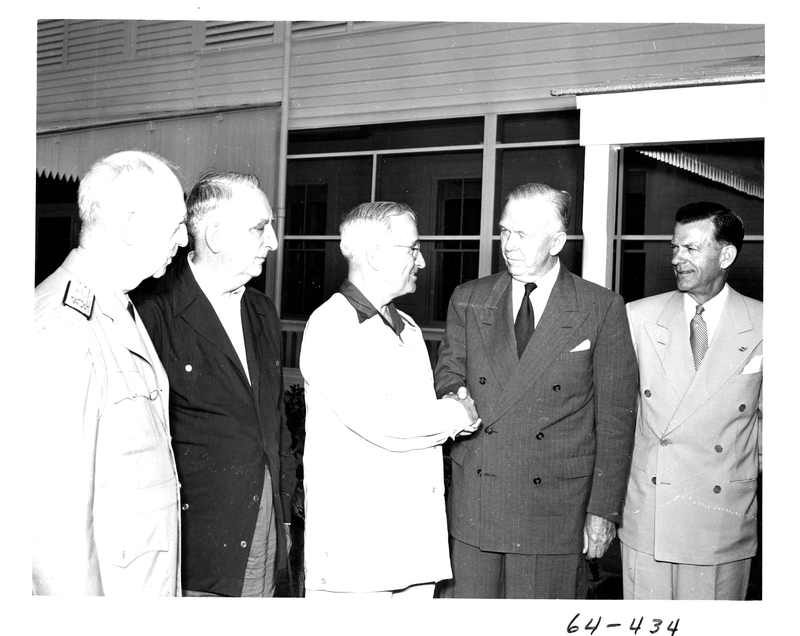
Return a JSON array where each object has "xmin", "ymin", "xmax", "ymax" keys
[{"xmin": 434, "ymin": 265, "xmax": 637, "ymax": 555}]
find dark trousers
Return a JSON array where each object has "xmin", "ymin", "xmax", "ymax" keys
[{"xmin": 441, "ymin": 537, "xmax": 588, "ymax": 599}]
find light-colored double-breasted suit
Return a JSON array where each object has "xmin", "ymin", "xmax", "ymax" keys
[{"xmin": 618, "ymin": 286, "xmax": 763, "ymax": 565}]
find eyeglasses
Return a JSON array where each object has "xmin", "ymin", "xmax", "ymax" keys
[{"xmin": 387, "ymin": 243, "xmax": 422, "ymax": 258}]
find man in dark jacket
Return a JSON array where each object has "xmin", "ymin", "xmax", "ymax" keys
[{"xmin": 135, "ymin": 171, "xmax": 296, "ymax": 597}]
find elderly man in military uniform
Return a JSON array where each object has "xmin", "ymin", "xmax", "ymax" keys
[{"xmin": 33, "ymin": 150, "xmax": 188, "ymax": 595}]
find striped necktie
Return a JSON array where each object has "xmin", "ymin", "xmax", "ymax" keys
[{"xmin": 690, "ymin": 304, "xmax": 708, "ymax": 370}]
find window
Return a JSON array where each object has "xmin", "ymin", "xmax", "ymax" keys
[
  {"xmin": 432, "ymin": 178, "xmax": 481, "ymax": 321},
  {"xmin": 284, "ymin": 112, "xmax": 585, "ymax": 327},
  {"xmin": 614, "ymin": 140, "xmax": 764, "ymax": 303}
]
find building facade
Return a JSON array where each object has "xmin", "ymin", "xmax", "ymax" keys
[{"xmin": 36, "ymin": 20, "xmax": 765, "ymax": 377}]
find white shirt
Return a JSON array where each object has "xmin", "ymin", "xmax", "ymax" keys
[
  {"xmin": 682, "ymin": 283, "xmax": 729, "ymax": 345},
  {"xmin": 188, "ymin": 254, "xmax": 250, "ymax": 383},
  {"xmin": 511, "ymin": 259, "xmax": 561, "ymax": 328}
]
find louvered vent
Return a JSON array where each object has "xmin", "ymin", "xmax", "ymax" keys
[
  {"xmin": 136, "ymin": 21, "xmax": 193, "ymax": 56},
  {"xmin": 66, "ymin": 20, "xmax": 126, "ymax": 64},
  {"xmin": 205, "ymin": 22, "xmax": 275, "ymax": 50},
  {"xmin": 37, "ymin": 20, "xmax": 65, "ymax": 68},
  {"xmin": 291, "ymin": 22, "xmax": 348, "ymax": 38}
]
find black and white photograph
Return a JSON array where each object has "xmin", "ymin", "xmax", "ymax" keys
[{"xmin": 11, "ymin": 3, "xmax": 794, "ymax": 634}]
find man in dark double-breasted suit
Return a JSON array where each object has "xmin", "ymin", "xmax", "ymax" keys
[
  {"xmin": 135, "ymin": 171, "xmax": 296, "ymax": 597},
  {"xmin": 435, "ymin": 183, "xmax": 638, "ymax": 599}
]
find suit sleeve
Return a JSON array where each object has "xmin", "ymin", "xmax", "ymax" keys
[
  {"xmin": 32, "ymin": 317, "xmax": 105, "ymax": 595},
  {"xmin": 587, "ymin": 293, "xmax": 638, "ymax": 524},
  {"xmin": 434, "ymin": 286, "xmax": 468, "ymax": 398}
]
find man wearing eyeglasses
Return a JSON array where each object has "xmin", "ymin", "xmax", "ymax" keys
[{"xmin": 300, "ymin": 201, "xmax": 481, "ymax": 597}]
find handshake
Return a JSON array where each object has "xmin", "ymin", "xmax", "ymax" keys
[{"xmin": 443, "ymin": 386, "xmax": 481, "ymax": 437}]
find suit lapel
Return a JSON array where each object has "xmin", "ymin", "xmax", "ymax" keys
[
  {"xmin": 476, "ymin": 273, "xmax": 518, "ymax": 391},
  {"xmin": 487, "ymin": 266, "xmax": 588, "ymax": 425},
  {"xmin": 242, "ymin": 293, "xmax": 268, "ymax": 408},
  {"xmin": 174, "ymin": 265, "xmax": 251, "ymax": 388},
  {"xmin": 645, "ymin": 291, "xmax": 693, "ymax": 400},
  {"xmin": 667, "ymin": 288, "xmax": 761, "ymax": 432}
]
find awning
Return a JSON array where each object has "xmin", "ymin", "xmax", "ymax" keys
[
  {"xmin": 36, "ymin": 105, "xmax": 281, "ymax": 196},
  {"xmin": 635, "ymin": 146, "xmax": 763, "ymax": 200}
]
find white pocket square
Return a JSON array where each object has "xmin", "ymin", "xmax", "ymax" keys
[
  {"xmin": 741, "ymin": 355, "xmax": 762, "ymax": 374},
  {"xmin": 570, "ymin": 339, "xmax": 591, "ymax": 352}
]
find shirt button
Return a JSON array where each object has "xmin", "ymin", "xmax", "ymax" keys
[
  {"xmin": 533, "ymin": 477, "xmax": 542, "ymax": 485},
  {"xmin": 275, "ymin": 360, "xmax": 280, "ymax": 367},
  {"xmin": 651, "ymin": 476, "xmax": 657, "ymax": 485},
  {"xmin": 240, "ymin": 541, "xmax": 248, "ymax": 548},
  {"xmin": 713, "ymin": 485, "xmax": 721, "ymax": 494},
  {"xmin": 644, "ymin": 389, "xmax": 652, "ymax": 397},
  {"xmin": 432, "ymin": 487, "xmax": 436, "ymax": 493},
  {"xmin": 739, "ymin": 404, "xmax": 746, "ymax": 412},
  {"xmin": 715, "ymin": 445, "xmax": 723, "ymax": 453},
  {"xmin": 185, "ymin": 364, "xmax": 193, "ymax": 373},
  {"xmin": 321, "ymin": 578, "xmax": 326, "ymax": 584},
  {"xmin": 479, "ymin": 377, "xmax": 486, "ymax": 385}
]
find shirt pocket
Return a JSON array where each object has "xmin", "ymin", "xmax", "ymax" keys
[{"xmin": 109, "ymin": 370, "xmax": 160, "ymax": 404}]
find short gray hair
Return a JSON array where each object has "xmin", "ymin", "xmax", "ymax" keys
[
  {"xmin": 339, "ymin": 201, "xmax": 416, "ymax": 263},
  {"xmin": 505, "ymin": 183, "xmax": 571, "ymax": 232},
  {"xmin": 185, "ymin": 170, "xmax": 267, "ymax": 241},
  {"xmin": 78, "ymin": 150, "xmax": 179, "ymax": 236}
]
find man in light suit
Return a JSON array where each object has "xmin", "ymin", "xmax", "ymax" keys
[
  {"xmin": 135, "ymin": 171, "xmax": 296, "ymax": 597},
  {"xmin": 33, "ymin": 150, "xmax": 187, "ymax": 595},
  {"xmin": 434, "ymin": 182, "xmax": 638, "ymax": 598},
  {"xmin": 618, "ymin": 202, "xmax": 762, "ymax": 600}
]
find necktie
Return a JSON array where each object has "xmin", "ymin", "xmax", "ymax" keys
[
  {"xmin": 514, "ymin": 282, "xmax": 537, "ymax": 358},
  {"xmin": 690, "ymin": 304, "xmax": 708, "ymax": 370}
]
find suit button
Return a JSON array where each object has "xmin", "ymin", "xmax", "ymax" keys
[
  {"xmin": 659, "ymin": 438, "xmax": 669, "ymax": 446},
  {"xmin": 185, "ymin": 364, "xmax": 193, "ymax": 373},
  {"xmin": 485, "ymin": 427, "xmax": 495, "ymax": 435},
  {"xmin": 477, "ymin": 469, "xmax": 482, "ymax": 476},
  {"xmin": 739, "ymin": 404, "xmax": 746, "ymax": 412},
  {"xmin": 715, "ymin": 445, "xmax": 723, "ymax": 453},
  {"xmin": 240, "ymin": 541, "xmax": 248, "ymax": 548},
  {"xmin": 644, "ymin": 389, "xmax": 652, "ymax": 397},
  {"xmin": 253, "ymin": 494, "xmax": 260, "ymax": 502},
  {"xmin": 536, "ymin": 432, "xmax": 544, "ymax": 440},
  {"xmin": 533, "ymin": 477, "xmax": 542, "ymax": 485},
  {"xmin": 181, "ymin": 503, "xmax": 189, "ymax": 511},
  {"xmin": 713, "ymin": 485, "xmax": 721, "ymax": 494},
  {"xmin": 479, "ymin": 377, "xmax": 486, "ymax": 385},
  {"xmin": 651, "ymin": 476, "xmax": 657, "ymax": 485},
  {"xmin": 553, "ymin": 384, "xmax": 561, "ymax": 392}
]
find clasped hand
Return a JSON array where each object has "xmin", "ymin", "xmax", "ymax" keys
[{"xmin": 443, "ymin": 386, "xmax": 481, "ymax": 436}]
